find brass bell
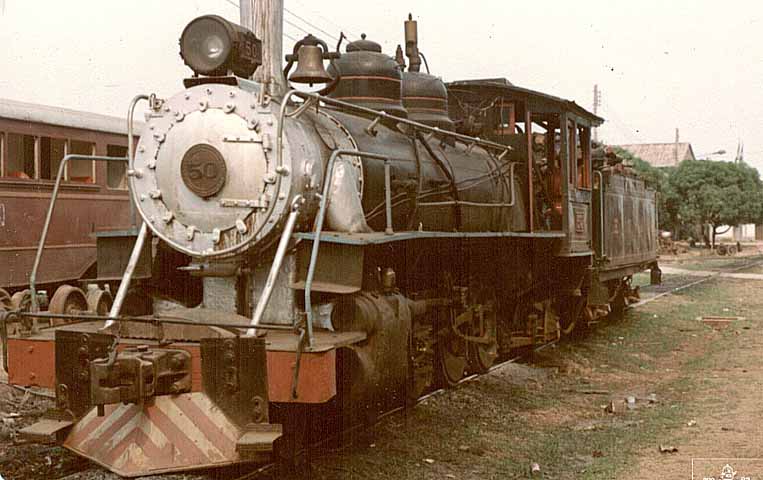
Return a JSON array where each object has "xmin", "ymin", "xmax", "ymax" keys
[{"xmin": 289, "ymin": 45, "xmax": 333, "ymax": 85}]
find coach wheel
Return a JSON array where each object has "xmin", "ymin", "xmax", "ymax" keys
[
  {"xmin": 467, "ymin": 304, "xmax": 498, "ymax": 374},
  {"xmin": 49, "ymin": 285, "xmax": 88, "ymax": 325},
  {"xmin": 10, "ymin": 289, "xmax": 32, "ymax": 312},
  {"xmin": 0, "ymin": 289, "xmax": 11, "ymax": 311},
  {"xmin": 86, "ymin": 289, "xmax": 113, "ymax": 316}
]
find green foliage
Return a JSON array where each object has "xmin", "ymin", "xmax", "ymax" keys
[
  {"xmin": 667, "ymin": 160, "xmax": 763, "ymax": 244},
  {"xmin": 611, "ymin": 149, "xmax": 763, "ymax": 240}
]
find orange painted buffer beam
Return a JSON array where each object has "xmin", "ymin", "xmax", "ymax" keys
[{"xmin": 7, "ymin": 338, "xmax": 336, "ymax": 404}]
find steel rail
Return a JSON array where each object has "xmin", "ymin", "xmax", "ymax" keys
[{"xmin": 231, "ymin": 338, "xmax": 560, "ymax": 480}]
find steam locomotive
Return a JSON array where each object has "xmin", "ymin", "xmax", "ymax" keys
[{"xmin": 2, "ymin": 12, "xmax": 659, "ymax": 477}]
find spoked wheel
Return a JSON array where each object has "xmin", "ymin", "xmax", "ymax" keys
[
  {"xmin": 49, "ymin": 285, "xmax": 88, "ymax": 325},
  {"xmin": 86, "ymin": 288, "xmax": 113, "ymax": 316},
  {"xmin": 437, "ymin": 335, "xmax": 467, "ymax": 387},
  {"xmin": 467, "ymin": 303, "xmax": 498, "ymax": 374}
]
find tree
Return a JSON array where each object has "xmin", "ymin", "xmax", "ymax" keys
[{"xmin": 666, "ymin": 160, "xmax": 763, "ymax": 247}]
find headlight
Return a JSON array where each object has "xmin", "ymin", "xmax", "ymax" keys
[{"xmin": 180, "ymin": 15, "xmax": 262, "ymax": 77}]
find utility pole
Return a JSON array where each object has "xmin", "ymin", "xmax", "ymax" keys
[
  {"xmin": 240, "ymin": 0, "xmax": 286, "ymax": 97},
  {"xmin": 674, "ymin": 128, "xmax": 680, "ymax": 165},
  {"xmin": 592, "ymin": 84, "xmax": 602, "ymax": 143}
]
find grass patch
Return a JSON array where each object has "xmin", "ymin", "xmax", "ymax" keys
[{"xmin": 308, "ymin": 273, "xmax": 758, "ymax": 480}]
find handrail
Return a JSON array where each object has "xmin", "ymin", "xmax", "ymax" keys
[
  {"xmin": 103, "ymin": 95, "xmax": 152, "ymax": 329},
  {"xmin": 247, "ymin": 195, "xmax": 304, "ymax": 337},
  {"xmin": 11, "ymin": 311, "xmax": 296, "ymax": 332},
  {"xmin": 28, "ymin": 154, "xmax": 130, "ymax": 323},
  {"xmin": 126, "ymin": 94, "xmax": 149, "ymax": 227},
  {"xmin": 304, "ymin": 149, "xmax": 392, "ymax": 348},
  {"xmin": 288, "ymin": 90, "xmax": 512, "ymax": 156},
  {"xmin": 103, "ymin": 222, "xmax": 149, "ymax": 328},
  {"xmin": 595, "ymin": 170, "xmax": 605, "ymax": 259},
  {"xmin": 417, "ymin": 162, "xmax": 518, "ymax": 209}
]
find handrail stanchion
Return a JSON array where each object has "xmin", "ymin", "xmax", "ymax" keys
[
  {"xmin": 384, "ymin": 159, "xmax": 394, "ymax": 235},
  {"xmin": 247, "ymin": 196, "xmax": 303, "ymax": 337},
  {"xmin": 28, "ymin": 154, "xmax": 130, "ymax": 332},
  {"xmin": 103, "ymin": 222, "xmax": 150, "ymax": 328},
  {"xmin": 304, "ymin": 149, "xmax": 391, "ymax": 349}
]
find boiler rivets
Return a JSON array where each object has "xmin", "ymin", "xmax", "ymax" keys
[
  {"xmin": 224, "ymin": 103, "xmax": 236, "ymax": 114},
  {"xmin": 162, "ymin": 211, "xmax": 174, "ymax": 224},
  {"xmin": 199, "ymin": 100, "xmax": 208, "ymax": 112},
  {"xmin": 186, "ymin": 226, "xmax": 196, "ymax": 241},
  {"xmin": 175, "ymin": 111, "xmax": 185, "ymax": 122},
  {"xmin": 147, "ymin": 159, "xmax": 156, "ymax": 170},
  {"xmin": 235, "ymin": 219, "xmax": 248, "ymax": 235},
  {"xmin": 138, "ymin": 146, "xmax": 145, "ymax": 153},
  {"xmin": 149, "ymin": 190, "xmax": 162, "ymax": 199},
  {"xmin": 248, "ymin": 119, "xmax": 260, "ymax": 131},
  {"xmin": 264, "ymin": 173, "xmax": 276, "ymax": 184},
  {"xmin": 153, "ymin": 133, "xmax": 166, "ymax": 143}
]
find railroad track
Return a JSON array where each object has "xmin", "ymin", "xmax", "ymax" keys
[
  {"xmin": 232, "ymin": 257, "xmax": 763, "ymax": 480},
  {"xmin": 47, "ymin": 257, "xmax": 763, "ymax": 480}
]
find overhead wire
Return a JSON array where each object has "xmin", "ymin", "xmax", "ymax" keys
[
  {"xmin": 220, "ymin": 0, "xmax": 300, "ymax": 43},
  {"xmin": 284, "ymin": 10, "xmax": 339, "ymax": 43},
  {"xmin": 287, "ymin": 0, "xmax": 360, "ymax": 40}
]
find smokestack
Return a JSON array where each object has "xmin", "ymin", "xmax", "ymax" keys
[{"xmin": 241, "ymin": 0, "xmax": 286, "ymax": 97}]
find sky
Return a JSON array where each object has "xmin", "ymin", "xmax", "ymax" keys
[{"xmin": 1, "ymin": 0, "xmax": 762, "ymax": 171}]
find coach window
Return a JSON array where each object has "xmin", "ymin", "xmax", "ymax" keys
[
  {"xmin": 69, "ymin": 140, "xmax": 95, "ymax": 183},
  {"xmin": 577, "ymin": 126, "xmax": 591, "ymax": 189},
  {"xmin": 39, "ymin": 137, "xmax": 66, "ymax": 180},
  {"xmin": 106, "ymin": 144, "xmax": 128, "ymax": 189},
  {"xmin": 4, "ymin": 133, "xmax": 35, "ymax": 179}
]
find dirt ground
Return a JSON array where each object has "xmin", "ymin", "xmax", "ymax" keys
[{"xmin": 2, "ymin": 253, "xmax": 763, "ymax": 479}]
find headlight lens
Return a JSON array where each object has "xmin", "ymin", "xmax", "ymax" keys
[{"xmin": 180, "ymin": 16, "xmax": 232, "ymax": 75}]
